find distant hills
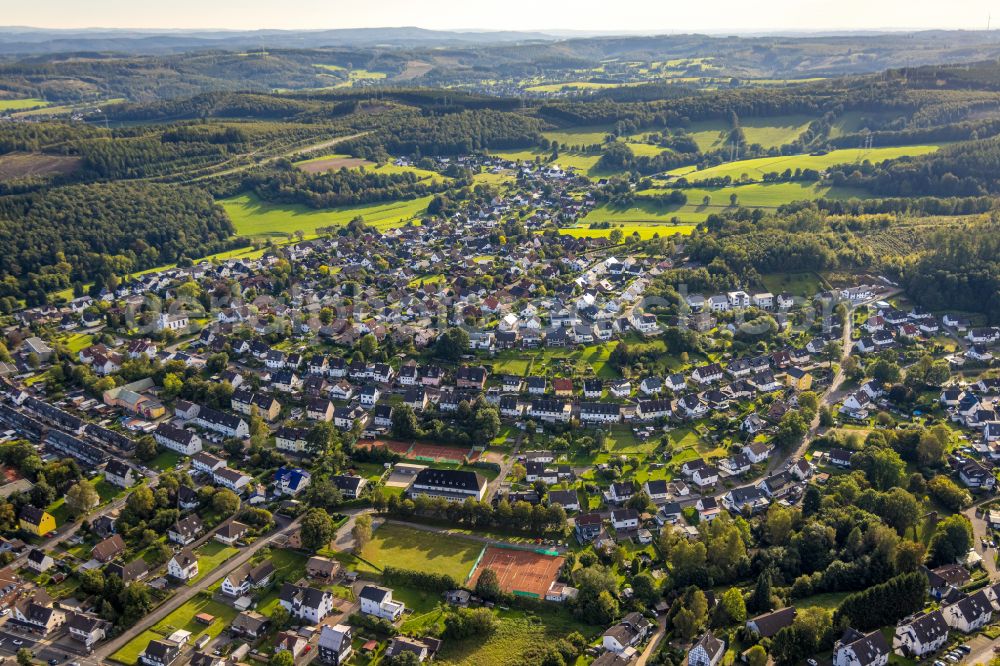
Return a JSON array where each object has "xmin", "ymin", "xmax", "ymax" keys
[{"xmin": 0, "ymin": 26, "xmax": 558, "ymax": 55}]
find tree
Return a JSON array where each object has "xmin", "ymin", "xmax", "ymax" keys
[
  {"xmin": 65, "ymin": 479, "xmax": 99, "ymax": 515},
  {"xmin": 852, "ymin": 446, "xmax": 905, "ymax": 490},
  {"xmin": 475, "ymin": 567, "xmax": 502, "ymax": 601},
  {"xmin": 300, "ymin": 508, "xmax": 334, "ymax": 552},
  {"xmin": 672, "ymin": 608, "xmax": 698, "ymax": 640},
  {"xmin": 352, "ymin": 514, "xmax": 372, "ymax": 552},
  {"xmin": 748, "ymin": 567, "xmax": 776, "ymax": 613},
  {"xmin": 929, "ymin": 514, "xmax": 973, "ymax": 566},
  {"xmin": 270, "ymin": 650, "xmax": 294, "ymax": 666},
  {"xmin": 917, "ymin": 426, "xmax": 950, "ymax": 467},
  {"xmin": 745, "ymin": 645, "xmax": 767, "ymax": 666},
  {"xmin": 212, "ymin": 488, "xmax": 240, "ymax": 515},
  {"xmin": 928, "ymin": 475, "xmax": 971, "ymax": 512},
  {"xmin": 135, "ymin": 435, "xmax": 158, "ymax": 461},
  {"xmin": 270, "ymin": 605, "xmax": 290, "ymax": 629},
  {"xmin": 802, "ymin": 484, "xmax": 822, "ymax": 517},
  {"xmin": 126, "ymin": 485, "xmax": 155, "ymax": 518},
  {"xmin": 716, "ymin": 586, "xmax": 747, "ymax": 626},
  {"xmin": 16, "ymin": 648, "xmax": 32, "ymax": 666},
  {"xmin": 435, "ymin": 328, "xmax": 469, "ymax": 361},
  {"xmin": 391, "ymin": 404, "xmax": 420, "ymax": 439},
  {"xmin": 765, "ymin": 504, "xmax": 794, "ymax": 545}
]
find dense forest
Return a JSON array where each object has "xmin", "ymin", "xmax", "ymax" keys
[
  {"xmin": 0, "ymin": 182, "xmax": 236, "ymax": 303},
  {"xmin": 244, "ymin": 164, "xmax": 460, "ymax": 208}
]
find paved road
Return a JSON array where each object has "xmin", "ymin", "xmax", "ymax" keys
[
  {"xmin": 964, "ymin": 500, "xmax": 999, "ymax": 580},
  {"xmin": 90, "ymin": 513, "xmax": 304, "ymax": 662},
  {"xmin": 635, "ymin": 615, "xmax": 667, "ymax": 666}
]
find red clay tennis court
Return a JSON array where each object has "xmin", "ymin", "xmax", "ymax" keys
[{"xmin": 468, "ymin": 546, "xmax": 565, "ymax": 598}]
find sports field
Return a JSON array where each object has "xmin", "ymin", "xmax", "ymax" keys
[
  {"xmin": 362, "ymin": 523, "xmax": 482, "ymax": 579},
  {"xmin": 468, "ymin": 546, "xmax": 565, "ymax": 598},
  {"xmin": 220, "ymin": 193, "xmax": 430, "ymax": 238}
]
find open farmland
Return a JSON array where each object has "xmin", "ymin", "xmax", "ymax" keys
[
  {"xmin": 685, "ymin": 114, "xmax": 816, "ymax": 151},
  {"xmin": 220, "ymin": 193, "xmax": 430, "ymax": 238},
  {"xmin": 295, "ymin": 154, "xmax": 374, "ymax": 172},
  {"xmin": 0, "ymin": 98, "xmax": 50, "ymax": 111},
  {"xmin": 668, "ymin": 144, "xmax": 943, "ymax": 182}
]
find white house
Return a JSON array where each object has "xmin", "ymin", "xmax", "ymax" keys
[
  {"xmin": 167, "ymin": 549, "xmax": 199, "ymax": 582},
  {"xmin": 892, "ymin": 610, "xmax": 948, "ymax": 659},
  {"xmin": 359, "ymin": 585, "xmax": 405, "ymax": 621},
  {"xmin": 688, "ymin": 632, "xmax": 725, "ymax": 666}
]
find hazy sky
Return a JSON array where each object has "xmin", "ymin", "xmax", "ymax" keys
[{"xmin": 4, "ymin": 0, "xmax": 997, "ymax": 32}]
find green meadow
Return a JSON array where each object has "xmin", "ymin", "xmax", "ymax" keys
[
  {"xmin": 668, "ymin": 144, "xmax": 942, "ymax": 182},
  {"xmin": 0, "ymin": 98, "xmax": 50, "ymax": 111},
  {"xmin": 685, "ymin": 114, "xmax": 816, "ymax": 151},
  {"xmin": 220, "ymin": 193, "xmax": 429, "ymax": 239}
]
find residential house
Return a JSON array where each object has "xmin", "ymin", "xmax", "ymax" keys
[{"xmin": 359, "ymin": 585, "xmax": 405, "ymax": 621}]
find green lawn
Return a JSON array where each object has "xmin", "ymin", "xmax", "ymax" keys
[
  {"xmin": 112, "ymin": 596, "xmax": 237, "ymax": 664},
  {"xmin": 361, "ymin": 523, "xmax": 482, "ymax": 580},
  {"xmin": 759, "ymin": 272, "xmax": 827, "ymax": 298},
  {"xmin": 149, "ymin": 450, "xmax": 183, "ymax": 471},
  {"xmin": 189, "ymin": 541, "xmax": 239, "ymax": 585},
  {"xmin": 436, "ymin": 607, "xmax": 601, "ymax": 666},
  {"xmin": 491, "ymin": 342, "xmax": 620, "ymax": 379},
  {"xmin": 220, "ymin": 193, "xmax": 430, "ymax": 239}
]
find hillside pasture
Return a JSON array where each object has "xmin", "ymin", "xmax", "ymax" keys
[
  {"xmin": 0, "ymin": 98, "xmax": 50, "ymax": 112},
  {"xmin": 220, "ymin": 193, "xmax": 430, "ymax": 239},
  {"xmin": 668, "ymin": 144, "xmax": 942, "ymax": 182},
  {"xmin": 684, "ymin": 114, "xmax": 815, "ymax": 151},
  {"xmin": 295, "ymin": 154, "xmax": 374, "ymax": 172}
]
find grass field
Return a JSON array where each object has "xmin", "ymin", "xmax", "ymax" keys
[
  {"xmin": 0, "ymin": 98, "xmax": 50, "ymax": 112},
  {"xmin": 148, "ymin": 450, "xmax": 183, "ymax": 471},
  {"xmin": 685, "ymin": 114, "xmax": 816, "ymax": 151},
  {"xmin": 759, "ymin": 272, "xmax": 827, "ymax": 298},
  {"xmin": 361, "ymin": 523, "xmax": 482, "ymax": 579},
  {"xmin": 668, "ymin": 144, "xmax": 942, "ymax": 182},
  {"xmin": 490, "ymin": 149, "xmax": 606, "ymax": 178},
  {"xmin": 491, "ymin": 342, "xmax": 619, "ymax": 379},
  {"xmin": 293, "ymin": 153, "xmax": 446, "ymax": 182},
  {"xmin": 436, "ymin": 608, "xmax": 600, "ymax": 666},
  {"xmin": 220, "ymin": 193, "xmax": 430, "ymax": 239},
  {"xmin": 559, "ymin": 223, "xmax": 698, "ymax": 240},
  {"xmin": 189, "ymin": 541, "xmax": 239, "ymax": 584},
  {"xmin": 112, "ymin": 596, "xmax": 237, "ymax": 664}
]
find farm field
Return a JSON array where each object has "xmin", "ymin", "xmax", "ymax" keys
[
  {"xmin": 293, "ymin": 153, "xmax": 446, "ymax": 182},
  {"xmin": 220, "ymin": 193, "xmax": 430, "ymax": 239},
  {"xmin": 0, "ymin": 98, "xmax": 50, "ymax": 111},
  {"xmin": 667, "ymin": 144, "xmax": 942, "ymax": 182},
  {"xmin": 490, "ymin": 148, "xmax": 607, "ymax": 178},
  {"xmin": 559, "ymin": 223, "xmax": 698, "ymax": 240},
  {"xmin": 685, "ymin": 114, "xmax": 816, "ymax": 151},
  {"xmin": 361, "ymin": 523, "xmax": 482, "ymax": 579},
  {"xmin": 0, "ymin": 152, "xmax": 81, "ymax": 181}
]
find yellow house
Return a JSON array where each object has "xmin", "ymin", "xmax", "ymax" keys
[
  {"xmin": 20, "ymin": 505, "xmax": 56, "ymax": 536},
  {"xmin": 784, "ymin": 367, "xmax": 813, "ymax": 392}
]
